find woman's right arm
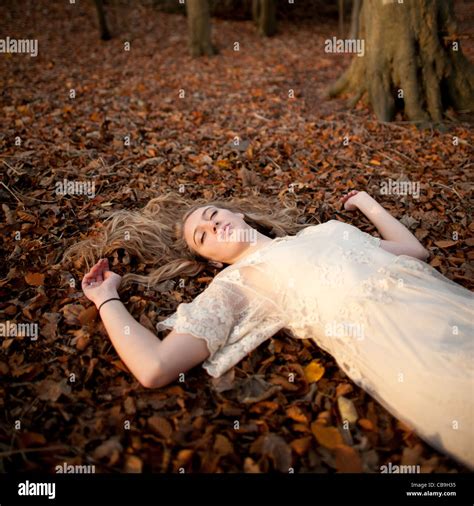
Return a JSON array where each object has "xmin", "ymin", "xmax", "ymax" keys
[
  {"xmin": 97, "ymin": 298, "xmax": 163, "ymax": 388},
  {"xmin": 82, "ymin": 259, "xmax": 210, "ymax": 389}
]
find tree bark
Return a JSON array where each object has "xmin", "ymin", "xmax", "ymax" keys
[
  {"xmin": 327, "ymin": 0, "xmax": 474, "ymax": 122},
  {"xmin": 186, "ymin": 0, "xmax": 218, "ymax": 57},
  {"xmin": 338, "ymin": 0, "xmax": 344, "ymax": 37},
  {"xmin": 349, "ymin": 0, "xmax": 361, "ymax": 39},
  {"xmin": 252, "ymin": 0, "xmax": 277, "ymax": 37},
  {"xmin": 94, "ymin": 0, "xmax": 111, "ymax": 41}
]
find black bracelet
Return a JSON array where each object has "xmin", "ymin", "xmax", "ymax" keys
[{"xmin": 98, "ymin": 297, "xmax": 121, "ymax": 313}]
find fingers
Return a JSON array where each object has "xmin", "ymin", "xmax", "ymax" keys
[
  {"xmin": 339, "ymin": 190, "xmax": 358, "ymax": 203},
  {"xmin": 82, "ymin": 258, "xmax": 109, "ymax": 287}
]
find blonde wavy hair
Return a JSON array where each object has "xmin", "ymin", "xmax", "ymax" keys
[{"xmin": 62, "ymin": 189, "xmax": 312, "ymax": 290}]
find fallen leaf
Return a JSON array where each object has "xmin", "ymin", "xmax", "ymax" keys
[
  {"xmin": 311, "ymin": 422, "xmax": 343, "ymax": 449},
  {"xmin": 124, "ymin": 455, "xmax": 143, "ymax": 473},
  {"xmin": 337, "ymin": 396, "xmax": 358, "ymax": 425},
  {"xmin": 434, "ymin": 240, "xmax": 457, "ymax": 248},
  {"xmin": 304, "ymin": 360, "xmax": 325, "ymax": 383},
  {"xmin": 147, "ymin": 415, "xmax": 173, "ymax": 439},
  {"xmin": 24, "ymin": 272, "xmax": 45, "ymax": 286},
  {"xmin": 36, "ymin": 379, "xmax": 72, "ymax": 402},
  {"xmin": 334, "ymin": 445, "xmax": 363, "ymax": 472}
]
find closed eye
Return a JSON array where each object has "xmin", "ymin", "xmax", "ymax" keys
[{"xmin": 202, "ymin": 210, "xmax": 217, "ymax": 244}]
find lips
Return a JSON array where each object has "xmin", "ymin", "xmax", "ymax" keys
[{"xmin": 220, "ymin": 223, "xmax": 231, "ymax": 237}]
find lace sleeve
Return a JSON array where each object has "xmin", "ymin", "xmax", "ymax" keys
[
  {"xmin": 155, "ymin": 278, "xmax": 285, "ymax": 378},
  {"xmin": 359, "ymin": 231, "xmax": 382, "ymax": 248},
  {"xmin": 330, "ymin": 220, "xmax": 382, "ymax": 248}
]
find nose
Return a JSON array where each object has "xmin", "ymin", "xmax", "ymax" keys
[{"xmin": 205, "ymin": 216, "xmax": 219, "ymax": 234}]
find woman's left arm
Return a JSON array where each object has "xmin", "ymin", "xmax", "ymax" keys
[{"xmin": 340, "ymin": 190, "xmax": 429, "ymax": 261}]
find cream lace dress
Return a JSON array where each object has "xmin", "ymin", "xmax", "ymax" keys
[{"xmin": 156, "ymin": 220, "xmax": 474, "ymax": 469}]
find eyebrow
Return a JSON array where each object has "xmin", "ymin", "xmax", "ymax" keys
[{"xmin": 192, "ymin": 206, "xmax": 212, "ymax": 246}]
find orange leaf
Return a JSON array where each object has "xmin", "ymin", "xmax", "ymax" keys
[
  {"xmin": 311, "ymin": 422, "xmax": 343, "ymax": 449},
  {"xmin": 358, "ymin": 418, "xmax": 374, "ymax": 431},
  {"xmin": 78, "ymin": 305, "xmax": 97, "ymax": 326},
  {"xmin": 286, "ymin": 405, "xmax": 309, "ymax": 423},
  {"xmin": 334, "ymin": 445, "xmax": 363, "ymax": 472},
  {"xmin": 25, "ymin": 272, "xmax": 45, "ymax": 286},
  {"xmin": 429, "ymin": 257, "xmax": 442, "ymax": 267},
  {"xmin": 216, "ymin": 159, "xmax": 232, "ymax": 169},
  {"xmin": 304, "ymin": 360, "xmax": 325, "ymax": 383},
  {"xmin": 124, "ymin": 455, "xmax": 143, "ymax": 473},
  {"xmin": 369, "ymin": 159, "xmax": 381, "ymax": 165},
  {"xmin": 434, "ymin": 240, "xmax": 457, "ymax": 248},
  {"xmin": 290, "ymin": 436, "xmax": 312, "ymax": 456}
]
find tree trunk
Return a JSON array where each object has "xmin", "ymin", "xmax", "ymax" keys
[
  {"xmin": 327, "ymin": 0, "xmax": 474, "ymax": 122},
  {"xmin": 252, "ymin": 0, "xmax": 260, "ymax": 26},
  {"xmin": 349, "ymin": 0, "xmax": 361, "ymax": 39},
  {"xmin": 94, "ymin": 0, "xmax": 111, "ymax": 41},
  {"xmin": 186, "ymin": 0, "xmax": 218, "ymax": 57},
  {"xmin": 338, "ymin": 0, "xmax": 344, "ymax": 37},
  {"xmin": 252, "ymin": 0, "xmax": 277, "ymax": 37}
]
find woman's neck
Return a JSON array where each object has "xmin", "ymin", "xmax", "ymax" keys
[{"xmin": 228, "ymin": 231, "xmax": 275, "ymax": 264}]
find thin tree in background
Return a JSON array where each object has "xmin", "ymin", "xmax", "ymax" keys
[
  {"xmin": 349, "ymin": 0, "xmax": 361, "ymax": 39},
  {"xmin": 94, "ymin": 0, "xmax": 111, "ymax": 40},
  {"xmin": 252, "ymin": 0, "xmax": 277, "ymax": 37},
  {"xmin": 186, "ymin": 0, "xmax": 218, "ymax": 57},
  {"xmin": 327, "ymin": 0, "xmax": 474, "ymax": 122}
]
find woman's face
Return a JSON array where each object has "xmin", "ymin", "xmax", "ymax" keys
[{"xmin": 183, "ymin": 205, "xmax": 255, "ymax": 264}]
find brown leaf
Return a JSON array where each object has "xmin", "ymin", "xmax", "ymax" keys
[
  {"xmin": 78, "ymin": 305, "xmax": 97, "ymax": 326},
  {"xmin": 18, "ymin": 432, "xmax": 47, "ymax": 448},
  {"xmin": 358, "ymin": 418, "xmax": 375, "ymax": 431},
  {"xmin": 261, "ymin": 433, "xmax": 292, "ymax": 472},
  {"xmin": 214, "ymin": 434, "xmax": 234, "ymax": 456},
  {"xmin": 124, "ymin": 396, "xmax": 136, "ymax": 415},
  {"xmin": 147, "ymin": 415, "xmax": 173, "ymax": 439},
  {"xmin": 210, "ymin": 367, "xmax": 235, "ymax": 393},
  {"xmin": 311, "ymin": 422, "xmax": 343, "ymax": 449},
  {"xmin": 176, "ymin": 449, "xmax": 194, "ymax": 469},
  {"xmin": 70, "ymin": 328, "xmax": 90, "ymax": 351},
  {"xmin": 290, "ymin": 436, "xmax": 312, "ymax": 456},
  {"xmin": 334, "ymin": 445, "xmax": 363, "ymax": 472},
  {"xmin": 286, "ymin": 405, "xmax": 309, "ymax": 423},
  {"xmin": 243, "ymin": 457, "xmax": 261, "ymax": 473},
  {"xmin": 36, "ymin": 378, "xmax": 72, "ymax": 402},
  {"xmin": 336, "ymin": 383, "xmax": 353, "ymax": 397},
  {"xmin": 434, "ymin": 240, "xmax": 457, "ymax": 248},
  {"xmin": 93, "ymin": 437, "xmax": 123, "ymax": 461},
  {"xmin": 236, "ymin": 375, "xmax": 282, "ymax": 403},
  {"xmin": 61, "ymin": 304, "xmax": 85, "ymax": 326},
  {"xmin": 124, "ymin": 455, "xmax": 143, "ymax": 473},
  {"xmin": 24, "ymin": 272, "xmax": 45, "ymax": 286},
  {"xmin": 41, "ymin": 312, "xmax": 61, "ymax": 340}
]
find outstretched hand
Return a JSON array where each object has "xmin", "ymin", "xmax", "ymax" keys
[
  {"xmin": 81, "ymin": 258, "xmax": 122, "ymax": 308},
  {"xmin": 339, "ymin": 190, "xmax": 363, "ymax": 211}
]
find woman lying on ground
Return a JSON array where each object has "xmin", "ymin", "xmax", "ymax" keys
[{"xmin": 63, "ymin": 189, "xmax": 474, "ymax": 470}]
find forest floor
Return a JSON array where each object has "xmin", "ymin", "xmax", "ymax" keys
[{"xmin": 1, "ymin": 1, "xmax": 473, "ymax": 473}]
